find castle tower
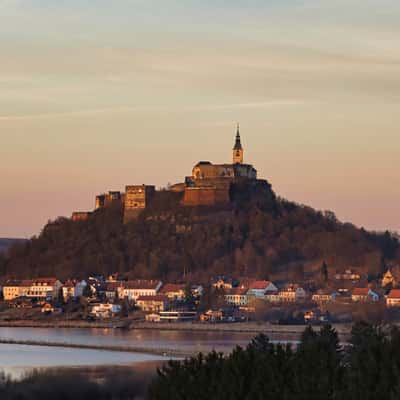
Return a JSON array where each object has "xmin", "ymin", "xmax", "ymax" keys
[{"xmin": 232, "ymin": 123, "xmax": 243, "ymax": 164}]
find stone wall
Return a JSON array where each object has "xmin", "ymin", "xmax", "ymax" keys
[
  {"xmin": 182, "ymin": 186, "xmax": 230, "ymax": 206},
  {"xmin": 124, "ymin": 185, "xmax": 155, "ymax": 223},
  {"xmin": 71, "ymin": 212, "xmax": 92, "ymax": 221}
]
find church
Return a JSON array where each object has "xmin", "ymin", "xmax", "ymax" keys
[
  {"xmin": 174, "ymin": 124, "xmax": 260, "ymax": 206},
  {"xmin": 73, "ymin": 124, "xmax": 271, "ymax": 222}
]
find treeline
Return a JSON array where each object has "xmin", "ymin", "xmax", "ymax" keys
[
  {"xmin": 149, "ymin": 322, "xmax": 400, "ymax": 400},
  {"xmin": 0, "ymin": 367, "xmax": 151, "ymax": 400},
  {"xmin": 3, "ymin": 323, "xmax": 400, "ymax": 399},
  {"xmin": 1, "ymin": 192, "xmax": 399, "ymax": 281}
]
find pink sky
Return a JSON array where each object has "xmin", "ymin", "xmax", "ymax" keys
[{"xmin": 1, "ymin": 1, "xmax": 399, "ymax": 237}]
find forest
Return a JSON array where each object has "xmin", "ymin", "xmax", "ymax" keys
[
  {"xmin": 0, "ymin": 188, "xmax": 399, "ymax": 282},
  {"xmin": 149, "ymin": 322, "xmax": 400, "ymax": 400}
]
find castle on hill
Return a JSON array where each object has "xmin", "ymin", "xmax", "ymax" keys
[{"xmin": 71, "ymin": 125, "xmax": 270, "ymax": 223}]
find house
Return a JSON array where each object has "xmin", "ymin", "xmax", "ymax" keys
[
  {"xmin": 145, "ymin": 313, "xmax": 161, "ymax": 322},
  {"xmin": 105, "ymin": 282, "xmax": 122, "ymax": 300},
  {"xmin": 26, "ymin": 278, "xmax": 63, "ymax": 299},
  {"xmin": 265, "ymin": 290, "xmax": 280, "ymax": 303},
  {"xmin": 118, "ymin": 280, "xmax": 162, "ymax": 302},
  {"xmin": 200, "ymin": 309, "xmax": 224, "ymax": 322},
  {"xmin": 62, "ymin": 280, "xmax": 87, "ymax": 301},
  {"xmin": 159, "ymin": 283, "xmax": 186, "ymax": 301},
  {"xmin": 3, "ymin": 278, "xmax": 62, "ymax": 301},
  {"xmin": 334, "ymin": 269, "xmax": 361, "ymax": 281},
  {"xmin": 351, "ymin": 288, "xmax": 379, "ymax": 302},
  {"xmin": 136, "ymin": 295, "xmax": 169, "ymax": 312},
  {"xmin": 146, "ymin": 311, "xmax": 198, "ymax": 322},
  {"xmin": 312, "ymin": 290, "xmax": 338, "ymax": 303},
  {"xmin": 225, "ymin": 288, "xmax": 248, "ymax": 306},
  {"xmin": 200, "ymin": 309, "xmax": 235, "ymax": 323},
  {"xmin": 90, "ymin": 303, "xmax": 122, "ymax": 318},
  {"xmin": 211, "ymin": 277, "xmax": 234, "ymax": 290},
  {"xmin": 279, "ymin": 285, "xmax": 307, "ymax": 302},
  {"xmin": 247, "ymin": 280, "xmax": 278, "ymax": 298},
  {"xmin": 41, "ymin": 303, "xmax": 62, "ymax": 314},
  {"xmin": 3, "ymin": 281, "xmax": 30, "ymax": 301},
  {"xmin": 386, "ymin": 289, "xmax": 400, "ymax": 307}
]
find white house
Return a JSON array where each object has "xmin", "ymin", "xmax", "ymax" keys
[
  {"xmin": 62, "ymin": 280, "xmax": 87, "ymax": 301},
  {"xmin": 312, "ymin": 290, "xmax": 339, "ymax": 303},
  {"xmin": 136, "ymin": 295, "xmax": 169, "ymax": 312},
  {"xmin": 90, "ymin": 303, "xmax": 121, "ymax": 318},
  {"xmin": 279, "ymin": 285, "xmax": 307, "ymax": 302},
  {"xmin": 386, "ymin": 289, "xmax": 400, "ymax": 307},
  {"xmin": 118, "ymin": 280, "xmax": 162, "ymax": 302},
  {"xmin": 159, "ymin": 283, "xmax": 186, "ymax": 300},
  {"xmin": 225, "ymin": 288, "xmax": 249, "ymax": 306},
  {"xmin": 265, "ymin": 290, "xmax": 280, "ymax": 303},
  {"xmin": 351, "ymin": 288, "xmax": 379, "ymax": 302},
  {"xmin": 247, "ymin": 281, "xmax": 278, "ymax": 298}
]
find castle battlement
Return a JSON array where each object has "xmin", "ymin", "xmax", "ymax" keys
[{"xmin": 71, "ymin": 125, "xmax": 266, "ymax": 222}]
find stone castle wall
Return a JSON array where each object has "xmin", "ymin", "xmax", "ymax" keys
[
  {"xmin": 71, "ymin": 212, "xmax": 92, "ymax": 221},
  {"xmin": 182, "ymin": 186, "xmax": 230, "ymax": 206},
  {"xmin": 124, "ymin": 185, "xmax": 155, "ymax": 223}
]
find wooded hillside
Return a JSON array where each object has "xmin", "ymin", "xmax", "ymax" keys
[{"xmin": 1, "ymin": 187, "xmax": 398, "ymax": 283}]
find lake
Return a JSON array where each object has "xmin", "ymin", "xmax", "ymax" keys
[{"xmin": 0, "ymin": 327, "xmax": 260, "ymax": 378}]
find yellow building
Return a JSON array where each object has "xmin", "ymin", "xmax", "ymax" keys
[{"xmin": 3, "ymin": 281, "xmax": 30, "ymax": 300}]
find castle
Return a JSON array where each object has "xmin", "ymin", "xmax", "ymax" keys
[{"xmin": 72, "ymin": 125, "xmax": 267, "ymax": 223}]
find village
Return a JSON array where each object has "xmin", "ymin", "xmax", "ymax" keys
[{"xmin": 1, "ymin": 266, "xmax": 400, "ymax": 326}]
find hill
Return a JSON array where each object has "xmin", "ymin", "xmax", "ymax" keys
[
  {"xmin": 0, "ymin": 238, "xmax": 26, "ymax": 254},
  {"xmin": 0, "ymin": 186, "xmax": 399, "ymax": 283}
]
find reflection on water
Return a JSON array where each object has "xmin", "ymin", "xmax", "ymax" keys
[
  {"xmin": 0, "ymin": 327, "xmax": 261, "ymax": 353},
  {"xmin": 0, "ymin": 326, "xmax": 301, "ymax": 378},
  {"xmin": 0, "ymin": 343, "xmax": 166, "ymax": 379}
]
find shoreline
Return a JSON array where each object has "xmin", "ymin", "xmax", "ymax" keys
[
  {"xmin": 0, "ymin": 319, "xmax": 353, "ymax": 335},
  {"xmin": 0, "ymin": 338, "xmax": 189, "ymax": 358}
]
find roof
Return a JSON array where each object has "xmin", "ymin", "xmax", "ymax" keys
[
  {"xmin": 123, "ymin": 280, "xmax": 161, "ymax": 290},
  {"xmin": 136, "ymin": 294, "xmax": 168, "ymax": 302},
  {"xmin": 249, "ymin": 280, "xmax": 272, "ymax": 290},
  {"xmin": 160, "ymin": 283, "xmax": 185, "ymax": 293},
  {"xmin": 233, "ymin": 125, "xmax": 242, "ymax": 150},
  {"xmin": 226, "ymin": 288, "xmax": 248, "ymax": 296},
  {"xmin": 352, "ymin": 288, "xmax": 370, "ymax": 296},
  {"xmin": 30, "ymin": 278, "xmax": 58, "ymax": 285},
  {"xmin": 106, "ymin": 282, "xmax": 122, "ymax": 291},
  {"xmin": 388, "ymin": 289, "xmax": 400, "ymax": 299}
]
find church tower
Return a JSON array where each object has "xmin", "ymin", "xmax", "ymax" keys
[{"xmin": 232, "ymin": 123, "xmax": 243, "ymax": 164}]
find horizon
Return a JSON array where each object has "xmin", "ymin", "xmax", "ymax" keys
[{"xmin": 1, "ymin": 1, "xmax": 400, "ymax": 237}]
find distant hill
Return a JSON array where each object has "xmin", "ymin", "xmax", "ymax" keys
[
  {"xmin": 0, "ymin": 238, "xmax": 26, "ymax": 254},
  {"xmin": 1, "ymin": 186, "xmax": 399, "ymax": 283}
]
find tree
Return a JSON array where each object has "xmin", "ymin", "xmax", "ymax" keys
[
  {"xmin": 321, "ymin": 261, "xmax": 328, "ymax": 282},
  {"xmin": 82, "ymin": 284, "xmax": 93, "ymax": 298},
  {"xmin": 183, "ymin": 284, "xmax": 195, "ymax": 309}
]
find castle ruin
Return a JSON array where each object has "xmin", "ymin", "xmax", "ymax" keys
[{"xmin": 71, "ymin": 124, "xmax": 270, "ymax": 222}]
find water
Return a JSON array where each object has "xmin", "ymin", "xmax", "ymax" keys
[
  {"xmin": 0, "ymin": 327, "xmax": 258, "ymax": 353},
  {"xmin": 0, "ymin": 327, "xmax": 302, "ymax": 378},
  {"xmin": 0, "ymin": 343, "xmax": 164, "ymax": 378},
  {"xmin": 0, "ymin": 327, "xmax": 258, "ymax": 378}
]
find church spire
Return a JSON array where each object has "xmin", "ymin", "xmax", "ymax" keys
[{"xmin": 232, "ymin": 123, "xmax": 244, "ymax": 164}]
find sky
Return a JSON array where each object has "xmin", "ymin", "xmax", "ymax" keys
[{"xmin": 0, "ymin": 0, "xmax": 399, "ymax": 238}]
